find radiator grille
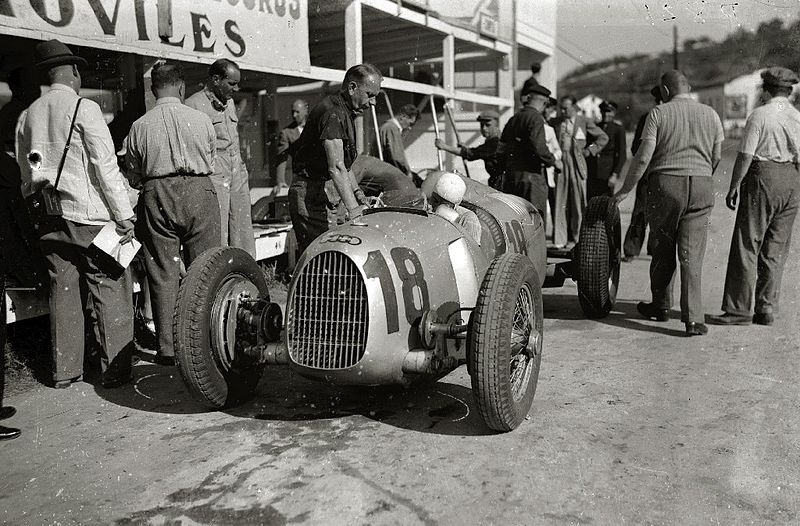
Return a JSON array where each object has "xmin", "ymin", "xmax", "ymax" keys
[{"xmin": 288, "ymin": 251, "xmax": 369, "ymax": 369}]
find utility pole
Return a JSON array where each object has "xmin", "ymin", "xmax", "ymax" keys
[{"xmin": 672, "ymin": 24, "xmax": 679, "ymax": 70}]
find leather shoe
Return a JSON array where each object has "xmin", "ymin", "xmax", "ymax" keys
[
  {"xmin": 708, "ymin": 313, "xmax": 751, "ymax": 326},
  {"xmin": 53, "ymin": 375, "xmax": 82, "ymax": 389},
  {"xmin": 637, "ymin": 302, "xmax": 669, "ymax": 322},
  {"xmin": 0, "ymin": 407, "xmax": 16, "ymax": 420},
  {"xmin": 685, "ymin": 322, "xmax": 708, "ymax": 336},
  {"xmin": 0, "ymin": 425, "xmax": 20, "ymax": 441},
  {"xmin": 753, "ymin": 312, "xmax": 774, "ymax": 326}
]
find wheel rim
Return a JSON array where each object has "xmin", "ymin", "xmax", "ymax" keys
[
  {"xmin": 509, "ymin": 283, "xmax": 541, "ymax": 403},
  {"xmin": 608, "ymin": 209, "xmax": 622, "ymax": 303},
  {"xmin": 210, "ymin": 274, "xmax": 259, "ymax": 371}
]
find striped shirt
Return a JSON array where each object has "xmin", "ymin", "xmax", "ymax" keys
[
  {"xmin": 640, "ymin": 94, "xmax": 724, "ymax": 177},
  {"xmin": 739, "ymin": 96, "xmax": 800, "ymax": 163},
  {"xmin": 125, "ymin": 97, "xmax": 216, "ymax": 186}
]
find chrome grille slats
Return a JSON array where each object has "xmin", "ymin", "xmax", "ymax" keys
[{"xmin": 289, "ymin": 251, "xmax": 368, "ymax": 369}]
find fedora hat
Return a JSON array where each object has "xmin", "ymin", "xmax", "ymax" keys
[{"xmin": 34, "ymin": 39, "xmax": 87, "ymax": 70}]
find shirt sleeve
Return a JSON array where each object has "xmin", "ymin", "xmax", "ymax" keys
[
  {"xmin": 79, "ymin": 100, "xmax": 134, "ymax": 221},
  {"xmin": 276, "ymin": 128, "xmax": 290, "ymax": 164},
  {"xmin": 319, "ymin": 110, "xmax": 347, "ymax": 142},
  {"xmin": 123, "ymin": 130, "xmax": 142, "ymax": 189},
  {"xmin": 462, "ymin": 141, "xmax": 493, "ymax": 162},
  {"xmin": 640, "ymin": 110, "xmax": 659, "ymax": 143}
]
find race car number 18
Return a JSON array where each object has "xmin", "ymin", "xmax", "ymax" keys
[{"xmin": 364, "ymin": 248, "xmax": 430, "ymax": 334}]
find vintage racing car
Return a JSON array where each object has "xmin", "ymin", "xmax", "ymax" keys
[{"xmin": 171, "ymin": 173, "xmax": 620, "ymax": 432}]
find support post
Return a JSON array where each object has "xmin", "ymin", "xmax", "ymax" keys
[
  {"xmin": 497, "ymin": 53, "xmax": 514, "ymax": 126},
  {"xmin": 442, "ymin": 33, "xmax": 455, "ymax": 171},
  {"xmin": 345, "ymin": 0, "xmax": 365, "ymax": 153}
]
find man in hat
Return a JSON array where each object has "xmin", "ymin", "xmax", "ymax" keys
[
  {"xmin": 499, "ymin": 80, "xmax": 556, "ymax": 214},
  {"xmin": 435, "ymin": 109, "xmax": 504, "ymax": 189},
  {"xmin": 375, "ymin": 103, "xmax": 419, "ymax": 177},
  {"xmin": 551, "ymin": 95, "xmax": 608, "ymax": 248},
  {"xmin": 185, "ymin": 59, "xmax": 255, "ymax": 257},
  {"xmin": 622, "ymin": 86, "xmax": 663, "ymax": 261},
  {"xmin": 614, "ymin": 70, "xmax": 724, "ymax": 337},
  {"xmin": 17, "ymin": 39, "xmax": 136, "ymax": 387},
  {"xmin": 587, "ymin": 100, "xmax": 627, "ymax": 200},
  {"xmin": 708, "ymin": 67, "xmax": 800, "ymax": 327}
]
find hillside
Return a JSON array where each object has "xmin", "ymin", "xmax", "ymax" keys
[{"xmin": 557, "ymin": 16, "xmax": 800, "ymax": 129}]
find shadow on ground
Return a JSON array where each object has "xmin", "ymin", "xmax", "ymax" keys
[
  {"xmin": 544, "ymin": 293, "xmax": 687, "ymax": 337},
  {"xmin": 95, "ymin": 361, "xmax": 497, "ymax": 437}
]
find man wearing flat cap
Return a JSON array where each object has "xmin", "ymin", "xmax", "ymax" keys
[
  {"xmin": 587, "ymin": 100, "xmax": 627, "ymax": 201},
  {"xmin": 499, "ymin": 81, "xmax": 556, "ymax": 214},
  {"xmin": 551, "ymin": 94, "xmax": 608, "ymax": 248},
  {"xmin": 436, "ymin": 109, "xmax": 504, "ymax": 189},
  {"xmin": 709, "ymin": 67, "xmax": 800, "ymax": 327},
  {"xmin": 17, "ymin": 40, "xmax": 136, "ymax": 388}
]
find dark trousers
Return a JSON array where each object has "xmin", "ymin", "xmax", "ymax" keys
[
  {"xmin": 504, "ymin": 170, "xmax": 548, "ymax": 216},
  {"xmin": 647, "ymin": 174, "xmax": 714, "ymax": 323},
  {"xmin": 722, "ymin": 161, "xmax": 800, "ymax": 316},
  {"xmin": 623, "ymin": 175, "xmax": 654, "ymax": 257},
  {"xmin": 137, "ymin": 176, "xmax": 221, "ymax": 358},
  {"xmin": 586, "ymin": 177, "xmax": 613, "ymax": 202},
  {"xmin": 289, "ymin": 177, "xmax": 336, "ymax": 256},
  {"xmin": 37, "ymin": 218, "xmax": 134, "ymax": 382}
]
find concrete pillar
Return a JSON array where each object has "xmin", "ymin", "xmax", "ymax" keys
[
  {"xmin": 345, "ymin": 0, "xmax": 365, "ymax": 153},
  {"xmin": 442, "ymin": 33, "xmax": 455, "ymax": 171},
  {"xmin": 497, "ymin": 53, "xmax": 514, "ymax": 127}
]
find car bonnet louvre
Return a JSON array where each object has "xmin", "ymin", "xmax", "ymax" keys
[{"xmin": 288, "ymin": 251, "xmax": 368, "ymax": 369}]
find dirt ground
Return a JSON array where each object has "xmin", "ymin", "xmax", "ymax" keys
[{"xmin": 2, "ymin": 143, "xmax": 800, "ymax": 525}]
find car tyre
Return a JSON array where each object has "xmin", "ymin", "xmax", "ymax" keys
[
  {"xmin": 173, "ymin": 247, "xmax": 268, "ymax": 409},
  {"xmin": 251, "ymin": 196, "xmax": 272, "ymax": 223},
  {"xmin": 468, "ymin": 253, "xmax": 542, "ymax": 432},
  {"xmin": 577, "ymin": 196, "xmax": 621, "ymax": 318}
]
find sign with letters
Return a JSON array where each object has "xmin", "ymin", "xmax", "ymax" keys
[{"xmin": 0, "ymin": 0, "xmax": 310, "ymax": 74}]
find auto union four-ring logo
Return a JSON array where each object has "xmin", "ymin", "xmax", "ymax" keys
[{"xmin": 323, "ymin": 233, "xmax": 362, "ymax": 245}]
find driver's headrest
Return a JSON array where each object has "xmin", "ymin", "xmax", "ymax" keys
[{"xmin": 434, "ymin": 172, "xmax": 466, "ymax": 206}]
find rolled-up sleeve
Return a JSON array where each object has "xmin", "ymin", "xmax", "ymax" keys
[
  {"xmin": 739, "ymin": 113, "xmax": 762, "ymax": 156},
  {"xmin": 80, "ymin": 101, "xmax": 134, "ymax": 221}
]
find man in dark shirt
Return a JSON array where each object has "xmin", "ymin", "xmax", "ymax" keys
[
  {"xmin": 435, "ymin": 109, "xmax": 503, "ymax": 189},
  {"xmin": 499, "ymin": 81, "xmax": 556, "ymax": 213},
  {"xmin": 290, "ymin": 63, "xmax": 381, "ymax": 253},
  {"xmin": 587, "ymin": 100, "xmax": 627, "ymax": 200},
  {"xmin": 622, "ymin": 86, "xmax": 662, "ymax": 261}
]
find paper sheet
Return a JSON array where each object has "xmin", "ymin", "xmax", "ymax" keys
[{"xmin": 91, "ymin": 221, "xmax": 141, "ymax": 269}]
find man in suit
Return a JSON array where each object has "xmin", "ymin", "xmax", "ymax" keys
[
  {"xmin": 552, "ymin": 95, "xmax": 609, "ymax": 248},
  {"xmin": 587, "ymin": 100, "xmax": 627, "ymax": 200},
  {"xmin": 275, "ymin": 99, "xmax": 308, "ymax": 188}
]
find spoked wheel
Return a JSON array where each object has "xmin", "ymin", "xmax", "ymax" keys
[
  {"xmin": 173, "ymin": 247, "xmax": 269, "ymax": 409},
  {"xmin": 577, "ymin": 196, "xmax": 621, "ymax": 318},
  {"xmin": 469, "ymin": 253, "xmax": 543, "ymax": 432}
]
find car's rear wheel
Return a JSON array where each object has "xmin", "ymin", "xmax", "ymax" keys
[
  {"xmin": 468, "ymin": 253, "xmax": 542, "ymax": 432},
  {"xmin": 173, "ymin": 247, "xmax": 268, "ymax": 409},
  {"xmin": 577, "ymin": 196, "xmax": 621, "ymax": 318}
]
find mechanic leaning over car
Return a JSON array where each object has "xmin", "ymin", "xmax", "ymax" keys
[
  {"xmin": 185, "ymin": 59, "xmax": 256, "ymax": 257},
  {"xmin": 289, "ymin": 63, "xmax": 380, "ymax": 254},
  {"xmin": 125, "ymin": 61, "xmax": 222, "ymax": 366},
  {"xmin": 499, "ymin": 80, "xmax": 556, "ymax": 215},
  {"xmin": 429, "ymin": 172, "xmax": 482, "ymax": 245}
]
